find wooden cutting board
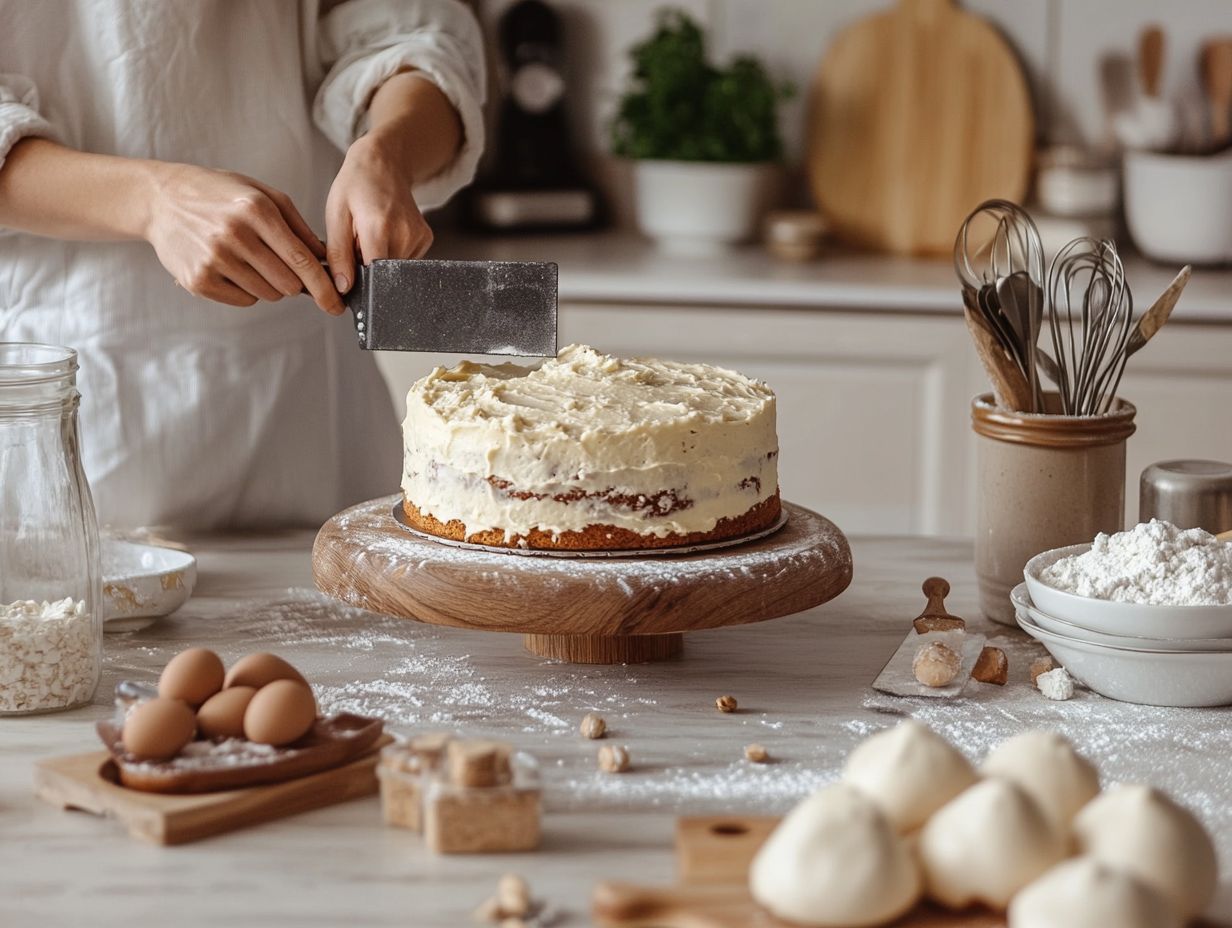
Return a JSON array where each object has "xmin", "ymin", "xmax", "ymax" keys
[
  {"xmin": 807, "ymin": 0, "xmax": 1034, "ymax": 255},
  {"xmin": 34, "ymin": 736, "xmax": 390, "ymax": 845},
  {"xmin": 594, "ymin": 816, "xmax": 1227, "ymax": 928}
]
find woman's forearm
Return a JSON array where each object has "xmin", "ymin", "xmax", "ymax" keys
[
  {"xmin": 362, "ymin": 71, "xmax": 463, "ymax": 184},
  {"xmin": 0, "ymin": 138, "xmax": 158, "ymax": 240}
]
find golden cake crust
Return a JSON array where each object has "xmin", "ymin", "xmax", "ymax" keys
[{"xmin": 402, "ymin": 493, "xmax": 782, "ymax": 551}]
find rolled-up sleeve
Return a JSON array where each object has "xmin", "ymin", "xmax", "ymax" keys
[
  {"xmin": 313, "ymin": 0, "xmax": 486, "ymax": 211},
  {"xmin": 0, "ymin": 74, "xmax": 58, "ymax": 170}
]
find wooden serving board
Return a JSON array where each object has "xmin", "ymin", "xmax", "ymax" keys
[
  {"xmin": 594, "ymin": 815, "xmax": 1004, "ymax": 927},
  {"xmin": 34, "ymin": 735, "xmax": 391, "ymax": 845},
  {"xmin": 807, "ymin": 0, "xmax": 1034, "ymax": 255},
  {"xmin": 313, "ymin": 497, "xmax": 852, "ymax": 664},
  {"xmin": 595, "ymin": 817, "xmax": 1226, "ymax": 928}
]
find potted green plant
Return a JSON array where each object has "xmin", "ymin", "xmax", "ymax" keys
[{"xmin": 611, "ymin": 10, "xmax": 792, "ymax": 252}]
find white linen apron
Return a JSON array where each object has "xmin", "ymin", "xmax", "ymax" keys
[{"xmin": 0, "ymin": 0, "xmax": 485, "ymax": 529}]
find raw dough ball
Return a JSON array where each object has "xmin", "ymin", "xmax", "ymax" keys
[
  {"xmin": 913, "ymin": 641, "xmax": 960, "ymax": 686},
  {"xmin": 750, "ymin": 783, "xmax": 921, "ymax": 927},
  {"xmin": 843, "ymin": 720, "xmax": 977, "ymax": 832},
  {"xmin": 981, "ymin": 730, "xmax": 1100, "ymax": 830},
  {"xmin": 1008, "ymin": 857, "xmax": 1181, "ymax": 928},
  {"xmin": 158, "ymin": 648, "xmax": 225, "ymax": 706},
  {"xmin": 919, "ymin": 777, "xmax": 1066, "ymax": 911},
  {"xmin": 1074, "ymin": 784, "xmax": 1217, "ymax": 919}
]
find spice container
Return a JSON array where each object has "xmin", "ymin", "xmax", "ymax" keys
[
  {"xmin": 1139, "ymin": 460, "xmax": 1232, "ymax": 534},
  {"xmin": 972, "ymin": 393, "xmax": 1136, "ymax": 625},
  {"xmin": 0, "ymin": 344, "xmax": 102, "ymax": 714}
]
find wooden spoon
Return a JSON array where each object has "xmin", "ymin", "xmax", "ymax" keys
[
  {"xmin": 1127, "ymin": 265, "xmax": 1192, "ymax": 357},
  {"xmin": 1139, "ymin": 25, "xmax": 1165, "ymax": 98},
  {"xmin": 964, "ymin": 304, "xmax": 1033, "ymax": 412},
  {"xmin": 1200, "ymin": 39, "xmax": 1232, "ymax": 145}
]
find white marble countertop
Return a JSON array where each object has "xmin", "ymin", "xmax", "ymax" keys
[
  {"xmin": 431, "ymin": 231, "xmax": 1232, "ymax": 322},
  {"xmin": 2, "ymin": 531, "xmax": 1229, "ymax": 927}
]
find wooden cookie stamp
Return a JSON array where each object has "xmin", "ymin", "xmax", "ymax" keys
[{"xmin": 912, "ymin": 577, "xmax": 966, "ymax": 634}]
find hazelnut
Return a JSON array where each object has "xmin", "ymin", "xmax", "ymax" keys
[
  {"xmin": 579, "ymin": 712, "xmax": 606, "ymax": 740},
  {"xmin": 715, "ymin": 695, "xmax": 738, "ymax": 713},
  {"xmin": 598, "ymin": 744, "xmax": 630, "ymax": 773}
]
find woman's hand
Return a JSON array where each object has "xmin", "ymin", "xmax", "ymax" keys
[
  {"xmin": 145, "ymin": 164, "xmax": 345, "ymax": 314},
  {"xmin": 324, "ymin": 133, "xmax": 433, "ymax": 296}
]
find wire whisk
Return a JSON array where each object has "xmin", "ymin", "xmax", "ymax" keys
[
  {"xmin": 1046, "ymin": 238, "xmax": 1134, "ymax": 416},
  {"xmin": 954, "ymin": 199, "xmax": 1046, "ymax": 411}
]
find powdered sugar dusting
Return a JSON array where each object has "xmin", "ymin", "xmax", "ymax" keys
[{"xmin": 325, "ymin": 496, "xmax": 848, "ymax": 602}]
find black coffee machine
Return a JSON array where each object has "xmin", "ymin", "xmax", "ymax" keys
[{"xmin": 468, "ymin": 0, "xmax": 598, "ymax": 231}]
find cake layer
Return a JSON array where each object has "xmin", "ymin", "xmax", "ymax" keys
[{"xmin": 401, "ymin": 344, "xmax": 778, "ymax": 544}]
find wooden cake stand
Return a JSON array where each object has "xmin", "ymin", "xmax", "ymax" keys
[{"xmin": 313, "ymin": 496, "xmax": 852, "ymax": 664}]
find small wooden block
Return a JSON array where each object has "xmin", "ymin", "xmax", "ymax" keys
[
  {"xmin": 424, "ymin": 784, "xmax": 541, "ymax": 854},
  {"xmin": 675, "ymin": 816, "xmax": 778, "ymax": 884},
  {"xmin": 447, "ymin": 739, "xmax": 512, "ymax": 788},
  {"xmin": 34, "ymin": 736, "xmax": 391, "ymax": 846}
]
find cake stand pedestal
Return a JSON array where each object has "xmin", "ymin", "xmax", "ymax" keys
[{"xmin": 312, "ymin": 496, "xmax": 852, "ymax": 664}]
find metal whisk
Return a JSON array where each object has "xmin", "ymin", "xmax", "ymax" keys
[
  {"xmin": 1045, "ymin": 237, "xmax": 1134, "ymax": 416},
  {"xmin": 954, "ymin": 199, "xmax": 1046, "ymax": 411}
]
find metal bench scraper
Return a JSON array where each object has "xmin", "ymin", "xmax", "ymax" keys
[{"xmin": 345, "ymin": 259, "xmax": 558, "ymax": 356}]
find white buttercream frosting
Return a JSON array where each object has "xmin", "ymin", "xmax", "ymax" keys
[{"xmin": 401, "ymin": 344, "xmax": 778, "ymax": 540}]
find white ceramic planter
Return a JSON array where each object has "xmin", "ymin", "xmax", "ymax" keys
[
  {"xmin": 1124, "ymin": 149, "xmax": 1232, "ymax": 265},
  {"xmin": 632, "ymin": 160, "xmax": 777, "ymax": 254}
]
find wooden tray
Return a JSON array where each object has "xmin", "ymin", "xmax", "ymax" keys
[
  {"xmin": 313, "ymin": 496, "xmax": 852, "ymax": 664},
  {"xmin": 97, "ymin": 713, "xmax": 384, "ymax": 794},
  {"xmin": 34, "ymin": 735, "xmax": 391, "ymax": 845},
  {"xmin": 594, "ymin": 817, "xmax": 1226, "ymax": 927},
  {"xmin": 806, "ymin": 0, "xmax": 1033, "ymax": 255}
]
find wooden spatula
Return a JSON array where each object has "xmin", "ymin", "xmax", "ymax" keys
[{"xmin": 1200, "ymin": 39, "xmax": 1232, "ymax": 146}]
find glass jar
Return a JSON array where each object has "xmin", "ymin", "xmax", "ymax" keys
[{"xmin": 0, "ymin": 343, "xmax": 102, "ymax": 714}]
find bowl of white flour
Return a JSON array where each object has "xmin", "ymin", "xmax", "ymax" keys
[{"xmin": 1024, "ymin": 521, "xmax": 1232, "ymax": 640}]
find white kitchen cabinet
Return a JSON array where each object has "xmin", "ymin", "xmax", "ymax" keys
[{"xmin": 376, "ymin": 303, "xmax": 1232, "ymax": 538}]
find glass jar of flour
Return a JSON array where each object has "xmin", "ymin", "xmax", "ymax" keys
[{"xmin": 0, "ymin": 344, "xmax": 102, "ymax": 714}]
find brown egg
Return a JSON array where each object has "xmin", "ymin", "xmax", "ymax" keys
[
  {"xmin": 196, "ymin": 685, "xmax": 257, "ymax": 740},
  {"xmin": 122, "ymin": 697, "xmax": 197, "ymax": 761},
  {"xmin": 243, "ymin": 680, "xmax": 318, "ymax": 747},
  {"xmin": 223, "ymin": 652, "xmax": 307, "ymax": 690},
  {"xmin": 159, "ymin": 648, "xmax": 225, "ymax": 706}
]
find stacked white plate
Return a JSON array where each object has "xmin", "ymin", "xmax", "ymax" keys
[{"xmin": 1012, "ymin": 544, "xmax": 1232, "ymax": 707}]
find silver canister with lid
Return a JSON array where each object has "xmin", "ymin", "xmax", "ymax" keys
[{"xmin": 1139, "ymin": 460, "xmax": 1232, "ymax": 534}]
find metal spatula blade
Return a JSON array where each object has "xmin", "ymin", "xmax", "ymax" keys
[{"xmin": 346, "ymin": 259, "xmax": 558, "ymax": 356}]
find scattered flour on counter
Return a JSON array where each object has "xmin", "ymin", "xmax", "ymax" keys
[{"xmin": 1041, "ymin": 520, "xmax": 1232, "ymax": 605}]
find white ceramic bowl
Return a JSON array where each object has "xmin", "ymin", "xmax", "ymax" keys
[
  {"xmin": 1016, "ymin": 611, "xmax": 1232, "ymax": 707},
  {"xmin": 1124, "ymin": 149, "xmax": 1232, "ymax": 265},
  {"xmin": 1023, "ymin": 544, "xmax": 1232, "ymax": 639},
  {"xmin": 1010, "ymin": 583, "xmax": 1232, "ymax": 653},
  {"xmin": 102, "ymin": 538, "xmax": 197, "ymax": 632}
]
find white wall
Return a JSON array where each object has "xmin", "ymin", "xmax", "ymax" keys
[{"xmin": 479, "ymin": 0, "xmax": 1232, "ymax": 185}]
